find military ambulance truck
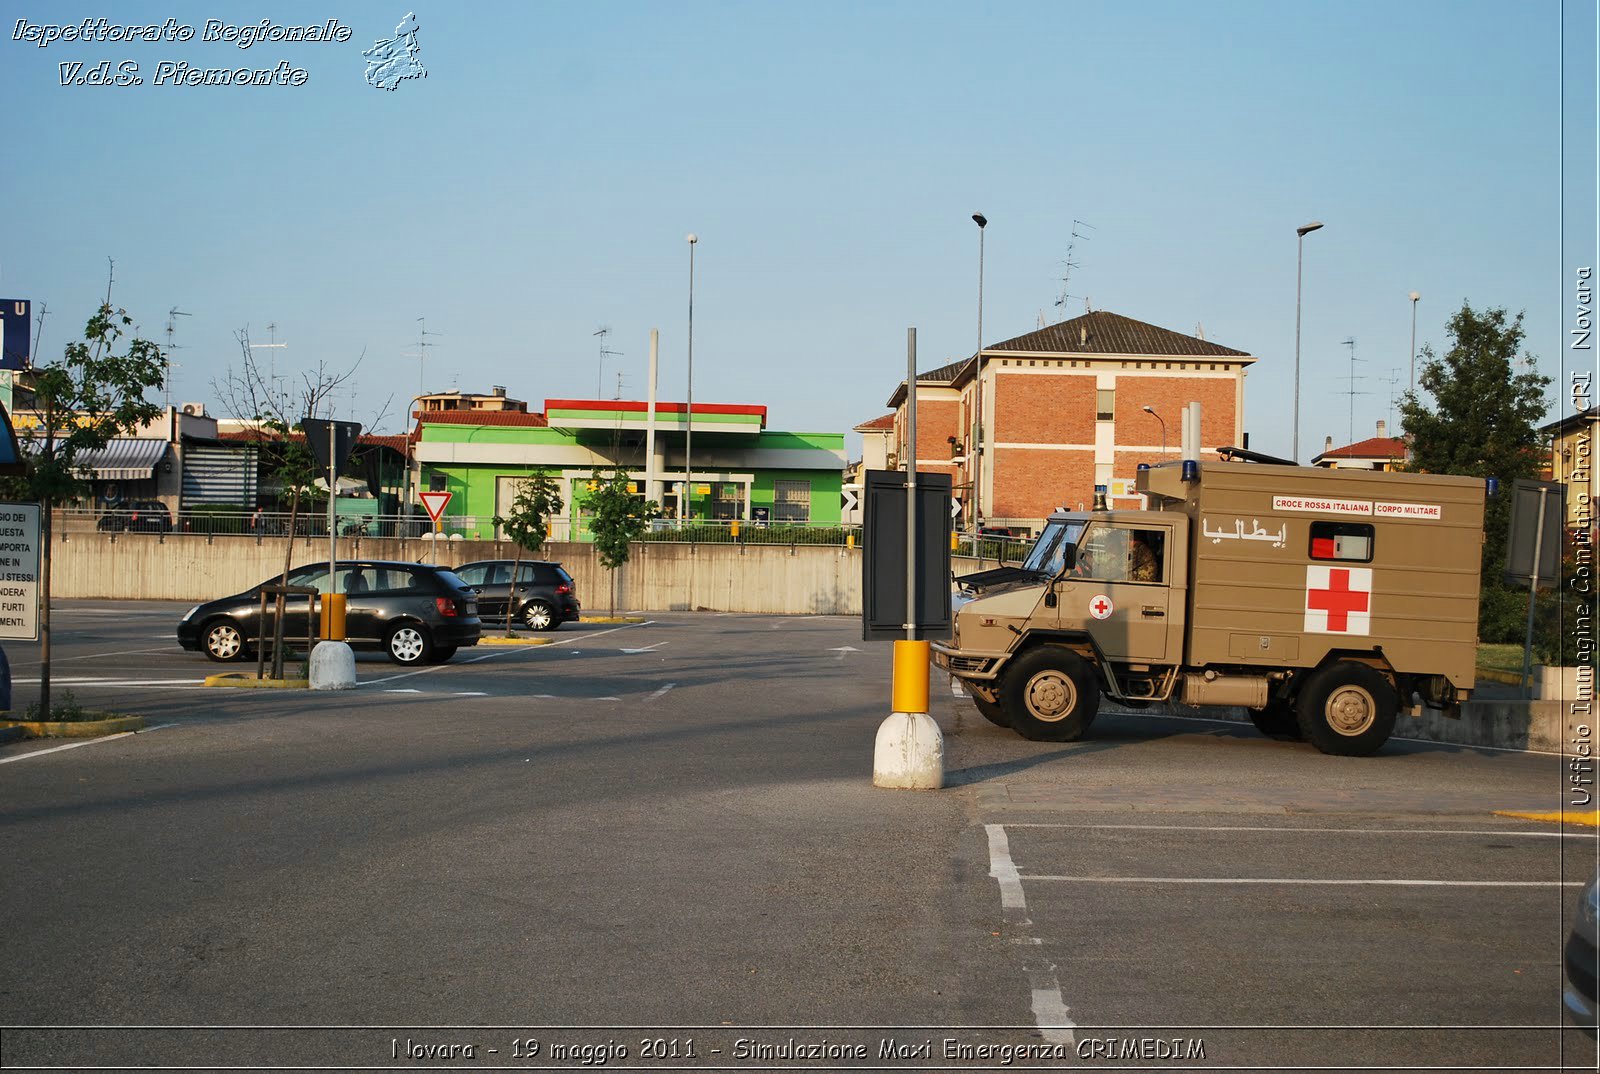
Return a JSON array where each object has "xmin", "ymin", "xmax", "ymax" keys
[{"xmin": 932, "ymin": 457, "xmax": 1487, "ymax": 755}]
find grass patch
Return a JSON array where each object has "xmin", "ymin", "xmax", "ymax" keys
[
  {"xmin": 22, "ymin": 689, "xmax": 121, "ymax": 723},
  {"xmin": 1477, "ymin": 643, "xmax": 1527, "ymax": 675}
]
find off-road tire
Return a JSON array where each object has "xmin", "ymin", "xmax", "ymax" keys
[
  {"xmin": 1248, "ymin": 697, "xmax": 1302, "ymax": 740},
  {"xmin": 1295, "ymin": 661, "xmax": 1398, "ymax": 756},
  {"xmin": 971, "ymin": 692, "xmax": 1010, "ymax": 728},
  {"xmin": 1001, "ymin": 646, "xmax": 1101, "ymax": 742},
  {"xmin": 202, "ymin": 620, "xmax": 246, "ymax": 662},
  {"xmin": 386, "ymin": 623, "xmax": 434, "ymax": 666}
]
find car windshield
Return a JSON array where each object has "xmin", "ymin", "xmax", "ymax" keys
[{"xmin": 1021, "ymin": 519, "xmax": 1086, "ymax": 577}]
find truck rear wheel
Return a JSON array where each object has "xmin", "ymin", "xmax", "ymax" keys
[
  {"xmin": 1295, "ymin": 661, "xmax": 1397, "ymax": 756},
  {"xmin": 1002, "ymin": 647, "xmax": 1100, "ymax": 742},
  {"xmin": 1248, "ymin": 698, "xmax": 1301, "ymax": 741},
  {"xmin": 971, "ymin": 692, "xmax": 1010, "ymax": 728}
]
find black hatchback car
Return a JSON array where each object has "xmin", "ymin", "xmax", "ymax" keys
[
  {"xmin": 177, "ymin": 560, "xmax": 481, "ymax": 665},
  {"xmin": 453, "ymin": 559, "xmax": 580, "ymax": 631}
]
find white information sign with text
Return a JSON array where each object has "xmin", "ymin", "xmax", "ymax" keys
[{"xmin": 0, "ymin": 502, "xmax": 41, "ymax": 640}]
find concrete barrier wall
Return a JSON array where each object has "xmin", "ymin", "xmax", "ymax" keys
[{"xmin": 48, "ymin": 532, "xmax": 867, "ymax": 615}]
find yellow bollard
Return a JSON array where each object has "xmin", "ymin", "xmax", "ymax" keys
[
  {"xmin": 320, "ymin": 593, "xmax": 347, "ymax": 641},
  {"xmin": 950, "ymin": 531, "xmax": 959, "ymax": 552},
  {"xmin": 847, "ymin": 532, "xmax": 856, "ymax": 549},
  {"xmin": 891, "ymin": 640, "xmax": 930, "ymax": 714},
  {"xmin": 731, "ymin": 519, "xmax": 741, "ymax": 539}
]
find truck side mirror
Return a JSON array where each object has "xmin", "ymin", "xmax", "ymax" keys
[{"xmin": 1044, "ymin": 591, "xmax": 1058, "ymax": 609}]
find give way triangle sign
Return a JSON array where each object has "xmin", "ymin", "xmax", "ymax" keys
[{"xmin": 420, "ymin": 491, "xmax": 453, "ymax": 523}]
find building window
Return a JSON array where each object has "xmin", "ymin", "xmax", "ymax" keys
[
  {"xmin": 1096, "ymin": 388, "xmax": 1115, "ymax": 421},
  {"xmin": 1309, "ymin": 521, "xmax": 1374, "ymax": 562},
  {"xmin": 773, "ymin": 479, "xmax": 810, "ymax": 522},
  {"xmin": 711, "ymin": 482, "xmax": 742, "ymax": 520}
]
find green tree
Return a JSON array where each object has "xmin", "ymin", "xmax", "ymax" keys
[
  {"xmin": 490, "ymin": 471, "xmax": 563, "ymax": 634},
  {"xmin": 585, "ymin": 469, "xmax": 660, "ymax": 616},
  {"xmin": 4, "ymin": 301, "xmax": 164, "ymax": 718},
  {"xmin": 1398, "ymin": 302, "xmax": 1551, "ymax": 641}
]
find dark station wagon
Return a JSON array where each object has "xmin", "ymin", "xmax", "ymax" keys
[
  {"xmin": 177, "ymin": 560, "xmax": 481, "ymax": 665},
  {"xmin": 453, "ymin": 559, "xmax": 580, "ymax": 631}
]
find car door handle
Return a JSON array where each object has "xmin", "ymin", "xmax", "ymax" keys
[{"xmin": 1141, "ymin": 606, "xmax": 1165, "ymax": 617}]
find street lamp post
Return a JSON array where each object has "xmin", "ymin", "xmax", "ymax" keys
[
  {"xmin": 1293, "ymin": 221, "xmax": 1324, "ymax": 464},
  {"xmin": 1141, "ymin": 405, "xmax": 1167, "ymax": 456},
  {"xmin": 970, "ymin": 212, "xmax": 986, "ymax": 535},
  {"xmin": 1408, "ymin": 291, "xmax": 1421, "ymax": 397},
  {"xmin": 683, "ymin": 233, "xmax": 697, "ymax": 526}
]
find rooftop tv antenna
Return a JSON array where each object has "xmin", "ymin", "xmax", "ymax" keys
[
  {"xmin": 248, "ymin": 321, "xmax": 288, "ymax": 414},
  {"xmin": 163, "ymin": 307, "xmax": 191, "ymax": 408},
  {"xmin": 404, "ymin": 317, "xmax": 442, "ymax": 398},
  {"xmin": 1053, "ymin": 219, "xmax": 1096, "ymax": 318},
  {"xmin": 593, "ymin": 327, "xmax": 623, "ymax": 398},
  {"xmin": 1340, "ymin": 337, "xmax": 1371, "ymax": 444},
  {"xmin": 29, "ymin": 301, "xmax": 47, "ymax": 367}
]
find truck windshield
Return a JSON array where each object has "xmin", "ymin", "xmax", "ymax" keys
[{"xmin": 1021, "ymin": 520, "xmax": 1086, "ymax": 577}]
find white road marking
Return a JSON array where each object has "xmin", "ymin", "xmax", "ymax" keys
[
  {"xmin": 649, "ymin": 683, "xmax": 677, "ymax": 700},
  {"xmin": 11, "ymin": 677, "xmax": 201, "ymax": 686},
  {"xmin": 1023, "ymin": 875, "xmax": 1587, "ymax": 887},
  {"xmin": 595, "ymin": 696, "xmax": 621, "ymax": 702},
  {"xmin": 827, "ymin": 646, "xmax": 861, "ymax": 660},
  {"xmin": 984, "ymin": 824, "xmax": 1075, "ymax": 1046},
  {"xmin": 9, "ymin": 645, "xmax": 178, "ymax": 666},
  {"xmin": 1001, "ymin": 822, "xmax": 1585, "ymax": 838},
  {"xmin": 455, "ymin": 691, "xmax": 489, "ymax": 697},
  {"xmin": 620, "ymin": 643, "xmax": 664, "ymax": 654},
  {"xmin": 986, "ymin": 824, "xmax": 1027, "ymax": 910},
  {"xmin": 0, "ymin": 722, "xmax": 173, "ymax": 764},
  {"xmin": 383, "ymin": 689, "xmax": 422, "ymax": 694}
]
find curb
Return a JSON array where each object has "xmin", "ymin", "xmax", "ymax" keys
[
  {"xmin": 1493, "ymin": 809, "xmax": 1600, "ymax": 827},
  {"xmin": 477, "ymin": 637, "xmax": 554, "ymax": 647},
  {"xmin": 0, "ymin": 725, "xmax": 27, "ymax": 745},
  {"xmin": 0, "ymin": 715, "xmax": 146, "ymax": 738},
  {"xmin": 581, "ymin": 616, "xmax": 645, "ymax": 624},
  {"xmin": 1476, "ymin": 667, "xmax": 1528, "ymax": 687},
  {"xmin": 204, "ymin": 673, "xmax": 310, "ymax": 689}
]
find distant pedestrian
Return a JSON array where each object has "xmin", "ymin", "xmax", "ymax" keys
[{"xmin": 250, "ymin": 508, "xmax": 264, "ymax": 536}]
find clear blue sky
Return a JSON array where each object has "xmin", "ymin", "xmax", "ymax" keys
[{"xmin": 2, "ymin": 0, "xmax": 1594, "ymax": 460}]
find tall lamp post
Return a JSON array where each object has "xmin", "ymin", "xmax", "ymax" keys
[
  {"xmin": 1292, "ymin": 220, "xmax": 1324, "ymax": 463},
  {"xmin": 1408, "ymin": 291, "xmax": 1421, "ymax": 398},
  {"xmin": 1141, "ymin": 405, "xmax": 1167, "ymax": 456},
  {"xmin": 683, "ymin": 233, "xmax": 697, "ymax": 526},
  {"xmin": 969, "ymin": 212, "xmax": 987, "ymax": 535}
]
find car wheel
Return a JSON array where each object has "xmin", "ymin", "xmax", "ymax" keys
[
  {"xmin": 426, "ymin": 646, "xmax": 457, "ymax": 664},
  {"xmin": 202, "ymin": 620, "xmax": 246, "ymax": 662},
  {"xmin": 1295, "ymin": 661, "xmax": 1398, "ymax": 756},
  {"xmin": 1001, "ymin": 646, "xmax": 1100, "ymax": 742},
  {"xmin": 386, "ymin": 623, "xmax": 433, "ymax": 665},
  {"xmin": 971, "ymin": 692, "xmax": 1010, "ymax": 728},
  {"xmin": 522, "ymin": 600, "xmax": 557, "ymax": 631},
  {"xmin": 1248, "ymin": 697, "xmax": 1302, "ymax": 740}
]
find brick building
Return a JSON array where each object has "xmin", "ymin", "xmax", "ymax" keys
[{"xmin": 885, "ymin": 310, "xmax": 1254, "ymax": 533}]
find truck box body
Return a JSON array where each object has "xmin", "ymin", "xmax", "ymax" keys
[{"xmin": 1139, "ymin": 460, "xmax": 1485, "ymax": 691}]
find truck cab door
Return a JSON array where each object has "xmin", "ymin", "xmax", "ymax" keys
[{"xmin": 1058, "ymin": 522, "xmax": 1174, "ymax": 662}]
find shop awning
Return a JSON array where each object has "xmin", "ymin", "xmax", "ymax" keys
[{"xmin": 21, "ymin": 437, "xmax": 169, "ymax": 480}]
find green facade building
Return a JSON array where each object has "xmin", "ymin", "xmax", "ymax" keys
[{"xmin": 413, "ymin": 398, "xmax": 845, "ymax": 540}]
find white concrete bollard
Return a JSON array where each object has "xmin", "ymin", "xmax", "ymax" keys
[
  {"xmin": 308, "ymin": 640, "xmax": 357, "ymax": 690},
  {"xmin": 873, "ymin": 711, "xmax": 944, "ymax": 789}
]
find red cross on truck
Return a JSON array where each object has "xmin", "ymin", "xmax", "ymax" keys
[{"xmin": 933, "ymin": 450, "xmax": 1487, "ymax": 757}]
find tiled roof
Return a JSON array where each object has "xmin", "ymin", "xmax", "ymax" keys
[
  {"xmin": 414, "ymin": 410, "xmax": 550, "ymax": 427},
  {"xmin": 986, "ymin": 310, "xmax": 1250, "ymax": 359},
  {"xmin": 219, "ymin": 430, "xmax": 415, "ymax": 450},
  {"xmin": 1315, "ymin": 436, "xmax": 1410, "ymax": 461},
  {"xmin": 854, "ymin": 413, "xmax": 896, "ymax": 432},
  {"xmin": 886, "ymin": 359, "xmax": 972, "ymax": 407}
]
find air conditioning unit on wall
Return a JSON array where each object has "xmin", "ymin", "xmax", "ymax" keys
[{"xmin": 180, "ymin": 402, "xmax": 206, "ymax": 417}]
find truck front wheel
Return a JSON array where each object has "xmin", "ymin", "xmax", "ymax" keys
[
  {"xmin": 971, "ymin": 692, "xmax": 1011, "ymax": 728},
  {"xmin": 1295, "ymin": 661, "xmax": 1397, "ymax": 756},
  {"xmin": 1002, "ymin": 647, "xmax": 1100, "ymax": 742}
]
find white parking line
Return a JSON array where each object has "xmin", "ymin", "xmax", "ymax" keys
[
  {"xmin": 11, "ymin": 677, "xmax": 202, "ymax": 686},
  {"xmin": 1002, "ymin": 822, "xmax": 1584, "ymax": 838},
  {"xmin": 649, "ymin": 683, "xmax": 677, "ymax": 700},
  {"xmin": 8, "ymin": 646, "xmax": 178, "ymax": 667},
  {"xmin": 0, "ymin": 722, "xmax": 174, "ymax": 764},
  {"xmin": 1023, "ymin": 875, "xmax": 1586, "ymax": 887},
  {"xmin": 984, "ymin": 823, "xmax": 1075, "ymax": 1046}
]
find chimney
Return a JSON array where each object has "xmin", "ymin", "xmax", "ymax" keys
[
  {"xmin": 1324, "ymin": 435, "xmax": 1334, "ymax": 453},
  {"xmin": 1375, "ymin": 419, "xmax": 1387, "ymax": 438},
  {"xmin": 492, "ymin": 385, "xmax": 507, "ymax": 398}
]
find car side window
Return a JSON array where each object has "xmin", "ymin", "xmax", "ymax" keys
[
  {"xmin": 517, "ymin": 564, "xmax": 541, "ymax": 585},
  {"xmin": 454, "ymin": 564, "xmax": 488, "ymax": 587}
]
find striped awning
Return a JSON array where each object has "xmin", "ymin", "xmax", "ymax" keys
[{"xmin": 21, "ymin": 437, "xmax": 169, "ymax": 480}]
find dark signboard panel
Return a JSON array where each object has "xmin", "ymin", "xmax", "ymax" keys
[{"xmin": 862, "ymin": 468, "xmax": 952, "ymax": 641}]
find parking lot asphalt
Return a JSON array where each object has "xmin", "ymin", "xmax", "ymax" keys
[{"xmin": 1, "ymin": 600, "xmax": 1596, "ymax": 1071}]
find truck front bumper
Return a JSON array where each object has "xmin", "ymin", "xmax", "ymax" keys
[{"xmin": 931, "ymin": 641, "xmax": 1007, "ymax": 681}]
